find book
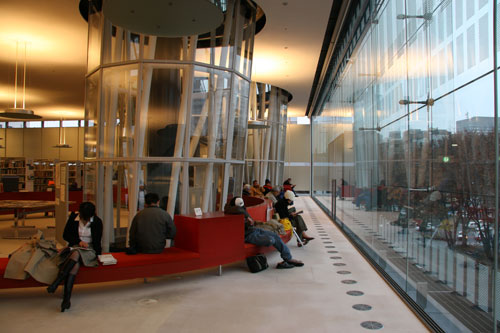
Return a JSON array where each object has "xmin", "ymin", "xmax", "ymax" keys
[{"xmin": 98, "ymin": 254, "xmax": 117, "ymax": 265}]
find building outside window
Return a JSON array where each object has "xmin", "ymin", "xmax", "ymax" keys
[{"xmin": 310, "ymin": 0, "xmax": 500, "ymax": 331}]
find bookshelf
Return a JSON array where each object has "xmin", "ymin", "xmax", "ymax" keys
[
  {"xmin": 0, "ymin": 158, "xmax": 83, "ymax": 192},
  {"xmin": 33, "ymin": 160, "xmax": 55, "ymax": 192},
  {"xmin": 0, "ymin": 158, "xmax": 26, "ymax": 191}
]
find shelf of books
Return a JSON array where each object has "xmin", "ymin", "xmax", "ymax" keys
[
  {"xmin": 33, "ymin": 160, "xmax": 55, "ymax": 192},
  {"xmin": 0, "ymin": 159, "xmax": 83, "ymax": 192},
  {"xmin": 0, "ymin": 158, "xmax": 26, "ymax": 191}
]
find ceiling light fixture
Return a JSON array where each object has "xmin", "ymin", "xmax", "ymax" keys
[
  {"xmin": 0, "ymin": 41, "xmax": 41, "ymax": 120},
  {"xmin": 53, "ymin": 119, "xmax": 72, "ymax": 148}
]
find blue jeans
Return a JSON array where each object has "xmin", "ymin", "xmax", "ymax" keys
[{"xmin": 245, "ymin": 228, "xmax": 292, "ymax": 261}]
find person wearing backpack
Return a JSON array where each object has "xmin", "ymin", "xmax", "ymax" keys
[{"xmin": 224, "ymin": 197, "xmax": 304, "ymax": 269}]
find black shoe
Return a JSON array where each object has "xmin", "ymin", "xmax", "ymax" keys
[
  {"xmin": 47, "ymin": 259, "xmax": 76, "ymax": 294},
  {"xmin": 276, "ymin": 261, "xmax": 294, "ymax": 269},
  {"xmin": 61, "ymin": 274, "xmax": 76, "ymax": 312},
  {"xmin": 286, "ymin": 259, "xmax": 304, "ymax": 267}
]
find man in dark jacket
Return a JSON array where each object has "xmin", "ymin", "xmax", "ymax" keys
[
  {"xmin": 224, "ymin": 196, "xmax": 304, "ymax": 269},
  {"xmin": 128, "ymin": 193, "xmax": 176, "ymax": 254}
]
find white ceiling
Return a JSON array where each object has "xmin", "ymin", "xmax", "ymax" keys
[{"xmin": 0, "ymin": 0, "xmax": 332, "ymax": 119}]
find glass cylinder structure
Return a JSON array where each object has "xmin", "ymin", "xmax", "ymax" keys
[
  {"xmin": 83, "ymin": 0, "xmax": 261, "ymax": 250},
  {"xmin": 245, "ymin": 82, "xmax": 291, "ymax": 186}
]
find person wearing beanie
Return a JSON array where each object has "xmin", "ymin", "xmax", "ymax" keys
[
  {"xmin": 224, "ymin": 196, "xmax": 304, "ymax": 269},
  {"xmin": 275, "ymin": 190, "xmax": 314, "ymax": 247},
  {"xmin": 262, "ymin": 179, "xmax": 273, "ymax": 195}
]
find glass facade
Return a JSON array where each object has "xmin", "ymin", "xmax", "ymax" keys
[
  {"xmin": 84, "ymin": 0, "xmax": 258, "ymax": 250},
  {"xmin": 311, "ymin": 0, "xmax": 499, "ymax": 331},
  {"xmin": 245, "ymin": 82, "xmax": 291, "ymax": 186}
]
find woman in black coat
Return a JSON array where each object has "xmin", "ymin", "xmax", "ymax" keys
[{"xmin": 47, "ymin": 202, "xmax": 103, "ymax": 312}]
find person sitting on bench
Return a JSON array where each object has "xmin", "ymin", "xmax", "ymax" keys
[
  {"xmin": 274, "ymin": 190, "xmax": 314, "ymax": 247},
  {"xmin": 128, "ymin": 193, "xmax": 176, "ymax": 254},
  {"xmin": 47, "ymin": 202, "xmax": 103, "ymax": 312},
  {"xmin": 224, "ymin": 196, "xmax": 304, "ymax": 269}
]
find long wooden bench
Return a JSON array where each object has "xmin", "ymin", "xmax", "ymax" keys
[{"xmin": 0, "ymin": 201, "xmax": 291, "ymax": 289}]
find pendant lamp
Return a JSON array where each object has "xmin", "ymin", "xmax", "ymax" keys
[
  {"xmin": 53, "ymin": 120, "xmax": 72, "ymax": 148},
  {"xmin": 1, "ymin": 41, "xmax": 41, "ymax": 120}
]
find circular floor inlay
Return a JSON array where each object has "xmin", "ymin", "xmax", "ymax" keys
[
  {"xmin": 353, "ymin": 304, "xmax": 372, "ymax": 311},
  {"xmin": 347, "ymin": 290, "xmax": 364, "ymax": 296},
  {"xmin": 137, "ymin": 298, "xmax": 159, "ymax": 306},
  {"xmin": 337, "ymin": 270, "xmax": 351, "ymax": 274},
  {"xmin": 341, "ymin": 279, "xmax": 357, "ymax": 284},
  {"xmin": 333, "ymin": 263, "xmax": 346, "ymax": 266},
  {"xmin": 360, "ymin": 321, "xmax": 383, "ymax": 330},
  {"xmin": 327, "ymin": 250, "xmax": 338, "ymax": 253}
]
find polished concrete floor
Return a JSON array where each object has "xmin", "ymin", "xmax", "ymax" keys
[{"xmin": 0, "ymin": 197, "xmax": 429, "ymax": 333}]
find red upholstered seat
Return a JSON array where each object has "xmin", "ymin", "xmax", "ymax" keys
[
  {"xmin": 0, "ymin": 247, "xmax": 200, "ymax": 288},
  {"xmin": 0, "ymin": 211, "xmax": 290, "ymax": 290}
]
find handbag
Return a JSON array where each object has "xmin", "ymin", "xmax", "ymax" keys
[
  {"xmin": 279, "ymin": 217, "xmax": 293, "ymax": 231},
  {"xmin": 246, "ymin": 254, "xmax": 268, "ymax": 273}
]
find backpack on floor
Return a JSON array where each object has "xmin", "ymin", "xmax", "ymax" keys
[{"xmin": 246, "ymin": 254, "xmax": 268, "ymax": 273}]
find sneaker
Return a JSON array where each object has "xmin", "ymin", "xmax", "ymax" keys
[
  {"xmin": 276, "ymin": 261, "xmax": 294, "ymax": 269},
  {"xmin": 286, "ymin": 259, "xmax": 304, "ymax": 267}
]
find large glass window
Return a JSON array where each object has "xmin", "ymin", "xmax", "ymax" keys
[{"xmin": 311, "ymin": 0, "xmax": 499, "ymax": 331}]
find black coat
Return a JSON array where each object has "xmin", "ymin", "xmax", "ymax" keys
[
  {"xmin": 63, "ymin": 212, "xmax": 103, "ymax": 255},
  {"xmin": 274, "ymin": 198, "xmax": 292, "ymax": 220}
]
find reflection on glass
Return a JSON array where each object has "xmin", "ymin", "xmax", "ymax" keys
[{"xmin": 311, "ymin": 0, "xmax": 498, "ymax": 331}]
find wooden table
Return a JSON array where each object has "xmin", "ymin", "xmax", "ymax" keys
[{"xmin": 0, "ymin": 200, "xmax": 57, "ymax": 239}]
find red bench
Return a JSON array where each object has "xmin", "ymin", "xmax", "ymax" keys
[{"xmin": 0, "ymin": 205, "xmax": 290, "ymax": 289}]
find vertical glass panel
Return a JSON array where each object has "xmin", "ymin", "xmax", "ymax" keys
[
  {"xmin": 141, "ymin": 65, "xmax": 185, "ymax": 158},
  {"xmin": 228, "ymin": 164, "xmax": 244, "ymax": 200},
  {"xmin": 84, "ymin": 71, "xmax": 100, "ymax": 158},
  {"xmin": 102, "ymin": 65, "xmax": 138, "ymax": 158},
  {"xmin": 87, "ymin": 6, "xmax": 102, "ymax": 73},
  {"xmin": 102, "ymin": 23, "xmax": 141, "ymax": 64},
  {"xmin": 232, "ymin": 75, "xmax": 249, "ymax": 160},
  {"xmin": 189, "ymin": 67, "xmax": 231, "ymax": 159},
  {"xmin": 142, "ymin": 36, "xmax": 185, "ymax": 61}
]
